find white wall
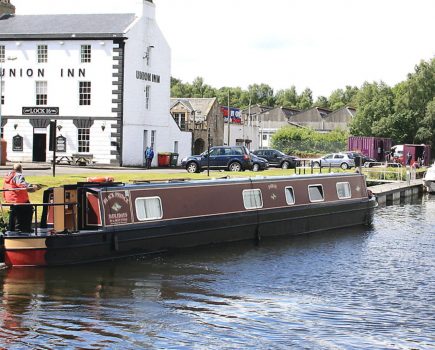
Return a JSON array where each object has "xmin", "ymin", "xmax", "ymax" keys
[
  {"xmin": 223, "ymin": 124, "xmax": 260, "ymax": 150},
  {"xmin": 3, "ymin": 41, "xmax": 115, "ymax": 117},
  {"xmin": 2, "ymin": 39, "xmax": 117, "ymax": 163},
  {"xmin": 121, "ymin": 1, "xmax": 191, "ymax": 166}
]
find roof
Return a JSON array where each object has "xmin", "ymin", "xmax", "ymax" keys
[
  {"xmin": 170, "ymin": 98, "xmax": 218, "ymax": 119},
  {"xmin": 0, "ymin": 14, "xmax": 136, "ymax": 39}
]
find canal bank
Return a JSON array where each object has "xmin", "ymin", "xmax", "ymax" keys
[{"xmin": 368, "ymin": 179, "xmax": 423, "ymax": 205}]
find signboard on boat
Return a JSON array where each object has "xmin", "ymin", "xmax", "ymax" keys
[{"xmin": 102, "ymin": 191, "xmax": 132, "ymax": 226}]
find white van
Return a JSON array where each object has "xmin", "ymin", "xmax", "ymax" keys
[{"xmin": 391, "ymin": 145, "xmax": 403, "ymax": 158}]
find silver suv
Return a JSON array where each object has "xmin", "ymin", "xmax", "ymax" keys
[{"xmin": 311, "ymin": 153, "xmax": 355, "ymax": 170}]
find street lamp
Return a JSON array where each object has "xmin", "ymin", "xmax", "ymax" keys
[{"xmin": 0, "ymin": 56, "xmax": 17, "ymax": 165}]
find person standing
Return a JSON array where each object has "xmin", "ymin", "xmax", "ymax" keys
[
  {"xmin": 3, "ymin": 164, "xmax": 41, "ymax": 232},
  {"xmin": 406, "ymin": 151, "xmax": 412, "ymax": 166},
  {"xmin": 145, "ymin": 146, "xmax": 154, "ymax": 169}
]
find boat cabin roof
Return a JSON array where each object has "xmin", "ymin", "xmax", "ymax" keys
[{"xmin": 72, "ymin": 173, "xmax": 362, "ymax": 192}]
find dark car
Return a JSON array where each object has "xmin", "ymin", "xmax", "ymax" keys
[
  {"xmin": 181, "ymin": 146, "xmax": 253, "ymax": 173},
  {"xmin": 250, "ymin": 153, "xmax": 269, "ymax": 171},
  {"xmin": 252, "ymin": 149, "xmax": 300, "ymax": 169},
  {"xmin": 342, "ymin": 151, "xmax": 377, "ymax": 166}
]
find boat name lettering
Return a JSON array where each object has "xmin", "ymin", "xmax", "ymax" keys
[{"xmin": 103, "ymin": 192, "xmax": 129, "ymax": 205}]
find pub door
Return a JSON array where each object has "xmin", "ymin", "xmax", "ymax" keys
[{"xmin": 33, "ymin": 128, "xmax": 47, "ymax": 162}]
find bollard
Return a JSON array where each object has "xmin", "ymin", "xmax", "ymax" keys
[{"xmin": 406, "ymin": 165, "xmax": 410, "ymax": 185}]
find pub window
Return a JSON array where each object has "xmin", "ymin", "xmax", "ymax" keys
[
  {"xmin": 136, "ymin": 197, "xmax": 162, "ymax": 221},
  {"xmin": 1, "ymin": 81, "xmax": 4, "ymax": 105},
  {"xmin": 79, "ymin": 81, "xmax": 91, "ymax": 105},
  {"xmin": 145, "ymin": 45, "xmax": 152, "ymax": 66},
  {"xmin": 285, "ymin": 186, "xmax": 295, "ymax": 205},
  {"xmin": 37, "ymin": 45, "xmax": 48, "ymax": 63},
  {"xmin": 81, "ymin": 45, "xmax": 91, "ymax": 63},
  {"xmin": 0, "ymin": 45, "xmax": 4, "ymax": 63},
  {"xmin": 78, "ymin": 128, "xmax": 90, "ymax": 153},
  {"xmin": 173, "ymin": 112, "xmax": 186, "ymax": 130},
  {"xmin": 243, "ymin": 189, "xmax": 263, "ymax": 209},
  {"xmin": 151, "ymin": 130, "xmax": 156, "ymax": 150},
  {"xmin": 145, "ymin": 85, "xmax": 151, "ymax": 109},
  {"xmin": 336, "ymin": 182, "xmax": 351, "ymax": 199},
  {"xmin": 308, "ymin": 184, "xmax": 324, "ymax": 202},
  {"xmin": 36, "ymin": 81, "xmax": 48, "ymax": 105},
  {"xmin": 12, "ymin": 135, "xmax": 23, "ymax": 151}
]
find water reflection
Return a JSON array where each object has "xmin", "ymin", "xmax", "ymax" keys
[{"xmin": 1, "ymin": 197, "xmax": 434, "ymax": 349}]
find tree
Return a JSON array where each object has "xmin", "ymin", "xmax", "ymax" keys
[
  {"xmin": 415, "ymin": 97, "xmax": 435, "ymax": 145},
  {"xmin": 314, "ymin": 95, "xmax": 329, "ymax": 108},
  {"xmin": 393, "ymin": 58, "xmax": 435, "ymax": 143},
  {"xmin": 171, "ymin": 77, "xmax": 192, "ymax": 97},
  {"xmin": 271, "ymin": 126, "xmax": 348, "ymax": 156},
  {"xmin": 247, "ymin": 83, "xmax": 275, "ymax": 106},
  {"xmin": 350, "ymin": 81, "xmax": 394, "ymax": 136},
  {"xmin": 329, "ymin": 85, "xmax": 359, "ymax": 110},
  {"xmin": 296, "ymin": 88, "xmax": 313, "ymax": 110},
  {"xmin": 275, "ymin": 86, "xmax": 299, "ymax": 108},
  {"xmin": 190, "ymin": 77, "xmax": 216, "ymax": 98}
]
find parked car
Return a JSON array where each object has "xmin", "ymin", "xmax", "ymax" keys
[
  {"xmin": 252, "ymin": 149, "xmax": 300, "ymax": 169},
  {"xmin": 342, "ymin": 151, "xmax": 377, "ymax": 165},
  {"xmin": 311, "ymin": 153, "xmax": 355, "ymax": 170},
  {"xmin": 181, "ymin": 146, "xmax": 253, "ymax": 173},
  {"xmin": 250, "ymin": 152, "xmax": 269, "ymax": 171}
]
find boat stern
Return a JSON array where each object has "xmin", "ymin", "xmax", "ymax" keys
[{"xmin": 3, "ymin": 235, "xmax": 48, "ymax": 267}]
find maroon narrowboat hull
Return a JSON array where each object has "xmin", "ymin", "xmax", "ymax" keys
[{"xmin": 2, "ymin": 174, "xmax": 377, "ymax": 267}]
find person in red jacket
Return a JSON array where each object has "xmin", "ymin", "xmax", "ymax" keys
[{"xmin": 3, "ymin": 164, "xmax": 40, "ymax": 232}]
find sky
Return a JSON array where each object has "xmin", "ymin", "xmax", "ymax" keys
[
  {"xmin": 14, "ymin": 0, "xmax": 435, "ymax": 98},
  {"xmin": 153, "ymin": 0, "xmax": 435, "ymax": 98}
]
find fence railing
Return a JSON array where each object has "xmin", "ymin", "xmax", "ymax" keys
[{"xmin": 361, "ymin": 162, "xmax": 414, "ymax": 182}]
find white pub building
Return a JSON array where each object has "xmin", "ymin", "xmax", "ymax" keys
[{"xmin": 0, "ymin": 0, "xmax": 191, "ymax": 166}]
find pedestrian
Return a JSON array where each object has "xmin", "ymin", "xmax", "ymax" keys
[
  {"xmin": 145, "ymin": 146, "xmax": 154, "ymax": 169},
  {"xmin": 406, "ymin": 151, "xmax": 412, "ymax": 166},
  {"xmin": 3, "ymin": 163, "xmax": 41, "ymax": 232}
]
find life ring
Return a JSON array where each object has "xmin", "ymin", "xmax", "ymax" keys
[{"xmin": 86, "ymin": 176, "xmax": 114, "ymax": 183}]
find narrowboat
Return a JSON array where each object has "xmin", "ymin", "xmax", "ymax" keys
[{"xmin": 0, "ymin": 173, "xmax": 377, "ymax": 267}]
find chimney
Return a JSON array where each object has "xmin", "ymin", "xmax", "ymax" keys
[{"xmin": 0, "ymin": 0, "xmax": 15, "ymax": 15}]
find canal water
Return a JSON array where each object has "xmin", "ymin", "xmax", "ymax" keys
[{"xmin": 1, "ymin": 196, "xmax": 434, "ymax": 349}]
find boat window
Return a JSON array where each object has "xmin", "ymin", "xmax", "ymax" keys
[
  {"xmin": 285, "ymin": 186, "xmax": 295, "ymax": 205},
  {"xmin": 308, "ymin": 185, "xmax": 324, "ymax": 202},
  {"xmin": 336, "ymin": 182, "xmax": 352, "ymax": 199},
  {"xmin": 243, "ymin": 189, "xmax": 263, "ymax": 209},
  {"xmin": 135, "ymin": 197, "xmax": 163, "ymax": 221}
]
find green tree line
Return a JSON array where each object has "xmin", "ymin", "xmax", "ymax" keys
[{"xmin": 171, "ymin": 57, "xmax": 435, "ymax": 148}]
